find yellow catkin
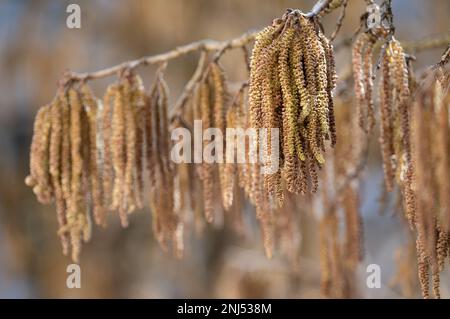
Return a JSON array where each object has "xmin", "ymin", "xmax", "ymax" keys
[
  {"xmin": 318, "ymin": 31, "xmax": 337, "ymax": 146},
  {"xmin": 80, "ymin": 102, "xmax": 92, "ymax": 244},
  {"xmin": 249, "ymin": 25, "xmax": 276, "ymax": 133},
  {"xmin": 279, "ymin": 26, "xmax": 301, "ymax": 193},
  {"xmin": 300, "ymin": 16, "xmax": 325, "ymax": 164},
  {"xmin": 102, "ymin": 84, "xmax": 117, "ymax": 211},
  {"xmin": 223, "ymin": 97, "xmax": 238, "ymax": 211},
  {"xmin": 123, "ymin": 77, "xmax": 137, "ymax": 214},
  {"xmin": 150, "ymin": 86, "xmax": 165, "ymax": 245},
  {"xmin": 131, "ymin": 74, "xmax": 146, "ymax": 209},
  {"xmin": 352, "ymin": 32, "xmax": 373, "ymax": 132},
  {"xmin": 68, "ymin": 88, "xmax": 85, "ymax": 263},
  {"xmin": 260, "ymin": 37, "xmax": 283, "ymax": 201},
  {"xmin": 157, "ymin": 76, "xmax": 177, "ymax": 243},
  {"xmin": 27, "ymin": 104, "xmax": 53, "ymax": 204},
  {"xmin": 279, "ymin": 26, "xmax": 300, "ymax": 159},
  {"xmin": 210, "ymin": 62, "xmax": 228, "ymax": 209},
  {"xmin": 49, "ymin": 92, "xmax": 69, "ymax": 255},
  {"xmin": 306, "ymin": 21, "xmax": 329, "ymax": 136},
  {"xmin": 80, "ymin": 84, "xmax": 105, "ymax": 226},
  {"xmin": 145, "ymin": 83, "xmax": 158, "ymax": 210},
  {"xmin": 362, "ymin": 38, "xmax": 375, "ymax": 133},
  {"xmin": 199, "ymin": 80, "xmax": 214, "ymax": 223},
  {"xmin": 291, "ymin": 33, "xmax": 311, "ymax": 124},
  {"xmin": 391, "ymin": 39, "xmax": 415, "ymax": 226},
  {"xmin": 111, "ymin": 83, "xmax": 128, "ymax": 227},
  {"xmin": 60, "ymin": 91, "xmax": 72, "ymax": 223},
  {"xmin": 412, "ymin": 88, "xmax": 436, "ymax": 298},
  {"xmin": 236, "ymin": 91, "xmax": 250, "ymax": 191},
  {"xmin": 379, "ymin": 51, "xmax": 395, "ymax": 192}
]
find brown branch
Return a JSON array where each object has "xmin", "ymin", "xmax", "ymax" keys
[
  {"xmin": 403, "ymin": 33, "xmax": 450, "ymax": 53},
  {"xmin": 330, "ymin": 0, "xmax": 348, "ymax": 41},
  {"xmin": 67, "ymin": 0, "xmax": 342, "ymax": 82},
  {"xmin": 69, "ymin": 32, "xmax": 256, "ymax": 82},
  {"xmin": 435, "ymin": 44, "xmax": 450, "ymax": 68},
  {"xmin": 307, "ymin": 0, "xmax": 332, "ymax": 17}
]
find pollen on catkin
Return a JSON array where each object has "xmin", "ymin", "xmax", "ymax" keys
[
  {"xmin": 27, "ymin": 104, "xmax": 53, "ymax": 204},
  {"xmin": 80, "ymin": 83, "xmax": 106, "ymax": 226},
  {"xmin": 352, "ymin": 32, "xmax": 376, "ymax": 133},
  {"xmin": 199, "ymin": 80, "xmax": 215, "ymax": 223},
  {"xmin": 110, "ymin": 82, "xmax": 128, "ymax": 227},
  {"xmin": 247, "ymin": 10, "xmax": 336, "ymax": 203},
  {"xmin": 49, "ymin": 91, "xmax": 69, "ymax": 255}
]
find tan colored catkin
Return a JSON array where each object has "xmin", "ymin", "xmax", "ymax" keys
[
  {"xmin": 111, "ymin": 83, "xmax": 128, "ymax": 227},
  {"xmin": 352, "ymin": 32, "xmax": 376, "ymax": 133},
  {"xmin": 49, "ymin": 92, "xmax": 69, "ymax": 255},
  {"xmin": 132, "ymin": 74, "xmax": 146, "ymax": 209},
  {"xmin": 379, "ymin": 51, "xmax": 395, "ymax": 192},
  {"xmin": 300, "ymin": 16, "xmax": 325, "ymax": 165},
  {"xmin": 68, "ymin": 88, "xmax": 85, "ymax": 263},
  {"xmin": 80, "ymin": 84, "xmax": 105, "ymax": 226},
  {"xmin": 157, "ymin": 75, "xmax": 178, "ymax": 241},
  {"xmin": 199, "ymin": 80, "xmax": 214, "ymax": 223},
  {"xmin": 210, "ymin": 62, "xmax": 228, "ymax": 210},
  {"xmin": 26, "ymin": 104, "xmax": 53, "ymax": 204},
  {"xmin": 123, "ymin": 77, "xmax": 137, "ymax": 214},
  {"xmin": 102, "ymin": 84, "xmax": 117, "ymax": 212}
]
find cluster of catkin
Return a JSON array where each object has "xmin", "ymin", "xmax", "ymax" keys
[
  {"xmin": 26, "ymin": 84, "xmax": 98, "ymax": 262},
  {"xmin": 26, "ymin": 71, "xmax": 182, "ymax": 261},
  {"xmin": 410, "ymin": 74, "xmax": 450, "ymax": 299},
  {"xmin": 248, "ymin": 10, "xmax": 337, "ymax": 201},
  {"xmin": 378, "ymin": 38, "xmax": 415, "ymax": 226},
  {"xmin": 189, "ymin": 62, "xmax": 230, "ymax": 224},
  {"xmin": 352, "ymin": 29, "xmax": 450, "ymax": 298},
  {"xmin": 103, "ymin": 73, "xmax": 146, "ymax": 228}
]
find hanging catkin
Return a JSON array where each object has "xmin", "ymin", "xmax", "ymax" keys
[
  {"xmin": 352, "ymin": 32, "xmax": 376, "ymax": 133},
  {"xmin": 110, "ymin": 82, "xmax": 128, "ymax": 227},
  {"xmin": 49, "ymin": 92, "xmax": 69, "ymax": 255},
  {"xmin": 67, "ymin": 88, "xmax": 88, "ymax": 263},
  {"xmin": 156, "ymin": 75, "xmax": 178, "ymax": 244},
  {"xmin": 210, "ymin": 62, "xmax": 228, "ymax": 210},
  {"xmin": 199, "ymin": 80, "xmax": 215, "ymax": 223},
  {"xmin": 131, "ymin": 74, "xmax": 146, "ymax": 209},
  {"xmin": 80, "ymin": 84, "xmax": 105, "ymax": 226},
  {"xmin": 123, "ymin": 76, "xmax": 138, "ymax": 214},
  {"xmin": 379, "ymin": 51, "xmax": 395, "ymax": 192},
  {"xmin": 248, "ymin": 10, "xmax": 337, "ymax": 205},
  {"xmin": 26, "ymin": 104, "xmax": 53, "ymax": 204},
  {"xmin": 102, "ymin": 83, "xmax": 117, "ymax": 212}
]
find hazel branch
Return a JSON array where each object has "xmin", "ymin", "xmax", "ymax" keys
[
  {"xmin": 67, "ymin": 0, "xmax": 342, "ymax": 82},
  {"xmin": 69, "ymin": 32, "xmax": 257, "ymax": 82}
]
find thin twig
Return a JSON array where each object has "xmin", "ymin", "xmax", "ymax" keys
[
  {"xmin": 403, "ymin": 33, "xmax": 450, "ymax": 53},
  {"xmin": 68, "ymin": 0, "xmax": 341, "ymax": 82},
  {"xmin": 330, "ymin": 0, "xmax": 348, "ymax": 42},
  {"xmin": 306, "ymin": 0, "xmax": 332, "ymax": 18},
  {"xmin": 70, "ymin": 32, "xmax": 257, "ymax": 82}
]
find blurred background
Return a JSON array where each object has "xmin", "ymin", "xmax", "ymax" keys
[{"xmin": 0, "ymin": 0, "xmax": 449, "ymax": 298}]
